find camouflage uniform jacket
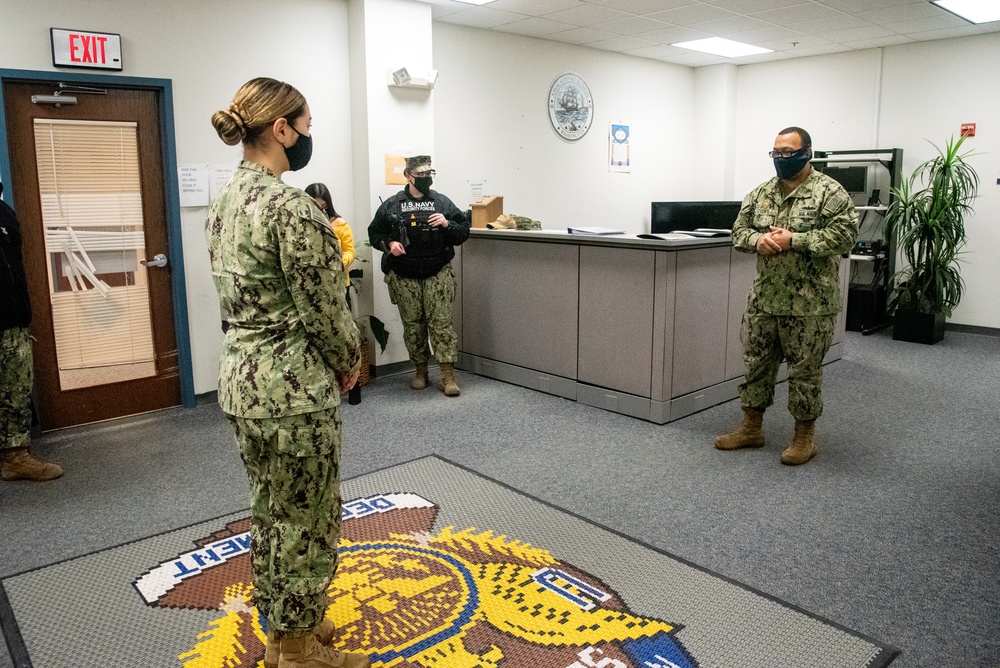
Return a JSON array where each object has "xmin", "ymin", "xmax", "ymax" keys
[
  {"xmin": 205, "ymin": 161, "xmax": 361, "ymax": 418},
  {"xmin": 732, "ymin": 168, "xmax": 858, "ymax": 316}
]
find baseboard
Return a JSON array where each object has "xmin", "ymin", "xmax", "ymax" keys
[
  {"xmin": 375, "ymin": 360, "xmax": 420, "ymax": 377},
  {"xmin": 946, "ymin": 323, "xmax": 1000, "ymax": 338}
]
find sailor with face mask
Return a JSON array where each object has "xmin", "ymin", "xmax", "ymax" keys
[
  {"xmin": 717, "ymin": 126, "xmax": 858, "ymax": 467},
  {"xmin": 367, "ymin": 155, "xmax": 471, "ymax": 396},
  {"xmin": 206, "ymin": 77, "xmax": 367, "ymax": 668}
]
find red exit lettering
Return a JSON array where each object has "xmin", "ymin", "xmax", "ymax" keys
[{"xmin": 68, "ymin": 34, "xmax": 108, "ymax": 65}]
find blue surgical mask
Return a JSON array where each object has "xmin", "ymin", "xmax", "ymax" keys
[
  {"xmin": 773, "ymin": 148, "xmax": 811, "ymax": 180},
  {"xmin": 285, "ymin": 126, "xmax": 312, "ymax": 172}
]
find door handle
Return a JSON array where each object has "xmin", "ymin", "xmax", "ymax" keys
[{"xmin": 140, "ymin": 253, "xmax": 168, "ymax": 268}]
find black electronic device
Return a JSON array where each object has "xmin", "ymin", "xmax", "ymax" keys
[
  {"xmin": 853, "ymin": 240, "xmax": 884, "ymax": 256},
  {"xmin": 847, "ymin": 283, "xmax": 886, "ymax": 332},
  {"xmin": 651, "ymin": 201, "xmax": 741, "ymax": 233},
  {"xmin": 821, "ymin": 165, "xmax": 868, "ymax": 193}
]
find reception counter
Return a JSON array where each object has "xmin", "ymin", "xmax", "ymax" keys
[{"xmin": 453, "ymin": 229, "xmax": 849, "ymax": 424}]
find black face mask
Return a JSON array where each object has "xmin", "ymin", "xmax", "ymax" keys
[
  {"xmin": 413, "ymin": 176, "xmax": 433, "ymax": 196},
  {"xmin": 285, "ymin": 126, "xmax": 313, "ymax": 172},
  {"xmin": 773, "ymin": 148, "xmax": 811, "ymax": 180}
]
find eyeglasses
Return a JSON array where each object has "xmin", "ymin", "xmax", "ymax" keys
[
  {"xmin": 412, "ymin": 170, "xmax": 436, "ymax": 177},
  {"xmin": 769, "ymin": 147, "xmax": 808, "ymax": 159}
]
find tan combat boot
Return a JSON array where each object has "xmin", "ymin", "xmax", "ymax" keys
[
  {"xmin": 278, "ymin": 631, "xmax": 370, "ymax": 668},
  {"xmin": 265, "ymin": 618, "xmax": 336, "ymax": 668},
  {"xmin": 410, "ymin": 362, "xmax": 429, "ymax": 390},
  {"xmin": 1, "ymin": 448, "xmax": 63, "ymax": 481},
  {"xmin": 781, "ymin": 419, "xmax": 817, "ymax": 465},
  {"xmin": 439, "ymin": 363, "xmax": 460, "ymax": 397},
  {"xmin": 714, "ymin": 408, "xmax": 765, "ymax": 450}
]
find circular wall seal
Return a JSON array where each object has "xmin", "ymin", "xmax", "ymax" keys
[{"xmin": 547, "ymin": 72, "xmax": 594, "ymax": 142}]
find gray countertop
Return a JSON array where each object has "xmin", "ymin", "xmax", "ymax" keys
[{"xmin": 468, "ymin": 228, "xmax": 733, "ymax": 251}]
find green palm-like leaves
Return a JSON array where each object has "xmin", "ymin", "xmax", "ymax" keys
[{"xmin": 883, "ymin": 134, "xmax": 979, "ymax": 316}]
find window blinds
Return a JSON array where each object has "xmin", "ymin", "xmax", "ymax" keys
[{"xmin": 33, "ymin": 119, "xmax": 155, "ymax": 379}]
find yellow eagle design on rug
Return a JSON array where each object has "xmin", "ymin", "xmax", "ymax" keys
[{"xmin": 133, "ymin": 493, "xmax": 696, "ymax": 668}]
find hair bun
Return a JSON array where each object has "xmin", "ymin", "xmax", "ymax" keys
[{"xmin": 211, "ymin": 107, "xmax": 247, "ymax": 147}]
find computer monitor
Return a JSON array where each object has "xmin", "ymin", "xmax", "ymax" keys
[
  {"xmin": 650, "ymin": 201, "xmax": 742, "ymax": 233},
  {"xmin": 820, "ymin": 166, "xmax": 868, "ymax": 194}
]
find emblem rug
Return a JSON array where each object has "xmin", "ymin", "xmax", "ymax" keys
[{"xmin": 0, "ymin": 455, "xmax": 898, "ymax": 668}]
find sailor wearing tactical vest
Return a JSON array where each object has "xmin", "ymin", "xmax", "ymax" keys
[{"xmin": 368, "ymin": 155, "xmax": 470, "ymax": 396}]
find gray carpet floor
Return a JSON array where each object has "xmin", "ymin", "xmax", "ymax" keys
[{"xmin": 1, "ymin": 329, "xmax": 998, "ymax": 668}]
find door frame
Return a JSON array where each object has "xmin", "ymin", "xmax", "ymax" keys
[{"xmin": 0, "ymin": 68, "xmax": 195, "ymax": 410}]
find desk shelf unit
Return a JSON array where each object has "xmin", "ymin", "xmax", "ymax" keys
[{"xmin": 813, "ymin": 148, "xmax": 903, "ymax": 334}]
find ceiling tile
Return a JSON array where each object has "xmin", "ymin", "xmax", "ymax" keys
[
  {"xmin": 689, "ymin": 15, "xmax": 776, "ymax": 36},
  {"xmin": 823, "ymin": 24, "xmax": 897, "ymax": 43},
  {"xmin": 545, "ymin": 26, "xmax": 622, "ymax": 44},
  {"xmin": 641, "ymin": 25, "xmax": 715, "ymax": 45},
  {"xmin": 597, "ymin": 0, "xmax": 697, "ymax": 15},
  {"xmin": 841, "ymin": 34, "xmax": 916, "ymax": 49},
  {"xmin": 727, "ymin": 25, "xmax": 809, "ymax": 43},
  {"xmin": 588, "ymin": 35, "xmax": 660, "ymax": 51},
  {"xmin": 787, "ymin": 14, "xmax": 870, "ymax": 35},
  {"xmin": 646, "ymin": 4, "xmax": 738, "ymax": 26},
  {"xmin": 818, "ymin": 0, "xmax": 917, "ymax": 12},
  {"xmin": 491, "ymin": 16, "xmax": 579, "ymax": 37},
  {"xmin": 888, "ymin": 14, "xmax": 970, "ymax": 34},
  {"xmin": 751, "ymin": 3, "xmax": 842, "ymax": 24},
  {"xmin": 602, "ymin": 15, "xmax": 675, "ymax": 35},
  {"xmin": 758, "ymin": 33, "xmax": 833, "ymax": 49},
  {"xmin": 436, "ymin": 7, "xmax": 530, "ymax": 29},
  {"xmin": 485, "ymin": 0, "xmax": 585, "ymax": 16},
  {"xmin": 708, "ymin": 0, "xmax": 805, "ymax": 13},
  {"xmin": 852, "ymin": 2, "xmax": 943, "ymax": 24},
  {"xmin": 539, "ymin": 4, "xmax": 636, "ymax": 27}
]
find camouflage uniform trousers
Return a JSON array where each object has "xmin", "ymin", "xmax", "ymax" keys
[
  {"xmin": 738, "ymin": 307, "xmax": 836, "ymax": 421},
  {"xmin": 226, "ymin": 406, "xmax": 343, "ymax": 636},
  {"xmin": 0, "ymin": 327, "xmax": 33, "ymax": 451},
  {"xmin": 385, "ymin": 263, "xmax": 458, "ymax": 365}
]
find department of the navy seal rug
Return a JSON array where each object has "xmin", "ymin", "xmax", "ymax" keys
[{"xmin": 0, "ymin": 455, "xmax": 898, "ymax": 668}]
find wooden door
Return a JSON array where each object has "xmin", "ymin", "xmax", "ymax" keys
[{"xmin": 2, "ymin": 79, "xmax": 180, "ymax": 430}]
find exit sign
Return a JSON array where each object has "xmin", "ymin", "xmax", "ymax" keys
[{"xmin": 51, "ymin": 28, "xmax": 123, "ymax": 71}]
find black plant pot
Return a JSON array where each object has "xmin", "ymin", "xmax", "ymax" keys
[{"xmin": 892, "ymin": 311, "xmax": 945, "ymax": 344}]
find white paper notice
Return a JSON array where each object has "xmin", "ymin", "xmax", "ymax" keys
[
  {"xmin": 179, "ymin": 165, "xmax": 210, "ymax": 207},
  {"xmin": 209, "ymin": 165, "xmax": 236, "ymax": 201},
  {"xmin": 468, "ymin": 180, "xmax": 487, "ymax": 203}
]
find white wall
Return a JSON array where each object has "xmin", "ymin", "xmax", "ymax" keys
[
  {"xmin": 732, "ymin": 37, "xmax": 999, "ymax": 328},
  {"xmin": 878, "ymin": 34, "xmax": 1000, "ymax": 329},
  {"xmin": 432, "ymin": 23, "xmax": 694, "ymax": 234},
  {"xmin": 0, "ymin": 0, "xmax": 355, "ymax": 393},
  {"xmin": 349, "ymin": 0, "xmax": 436, "ymax": 366},
  {"xmin": 732, "ymin": 49, "xmax": 883, "ymax": 197}
]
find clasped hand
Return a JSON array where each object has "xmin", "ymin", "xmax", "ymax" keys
[{"xmin": 756, "ymin": 226, "xmax": 792, "ymax": 255}]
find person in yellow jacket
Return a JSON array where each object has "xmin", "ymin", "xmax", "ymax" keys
[{"xmin": 306, "ymin": 183, "xmax": 354, "ymax": 302}]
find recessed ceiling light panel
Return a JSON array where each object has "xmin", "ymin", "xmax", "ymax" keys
[
  {"xmin": 932, "ymin": 0, "xmax": 1000, "ymax": 24},
  {"xmin": 672, "ymin": 37, "xmax": 772, "ymax": 58}
]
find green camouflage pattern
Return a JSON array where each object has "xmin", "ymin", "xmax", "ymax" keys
[
  {"xmin": 732, "ymin": 169, "xmax": 857, "ymax": 316},
  {"xmin": 0, "ymin": 327, "xmax": 32, "ymax": 450},
  {"xmin": 205, "ymin": 161, "xmax": 361, "ymax": 418},
  {"xmin": 739, "ymin": 308, "xmax": 835, "ymax": 420},
  {"xmin": 385, "ymin": 264, "xmax": 458, "ymax": 364},
  {"xmin": 226, "ymin": 407, "xmax": 343, "ymax": 635},
  {"xmin": 512, "ymin": 215, "xmax": 542, "ymax": 230}
]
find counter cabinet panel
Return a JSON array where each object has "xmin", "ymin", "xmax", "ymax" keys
[
  {"xmin": 460, "ymin": 238, "xmax": 578, "ymax": 379},
  {"xmin": 578, "ymin": 246, "xmax": 655, "ymax": 397}
]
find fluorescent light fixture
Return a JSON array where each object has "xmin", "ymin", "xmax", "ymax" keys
[
  {"xmin": 672, "ymin": 37, "xmax": 772, "ymax": 58},
  {"xmin": 452, "ymin": 0, "xmax": 497, "ymax": 5},
  {"xmin": 931, "ymin": 0, "xmax": 1000, "ymax": 23}
]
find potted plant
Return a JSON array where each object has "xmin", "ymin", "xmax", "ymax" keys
[{"xmin": 882, "ymin": 134, "xmax": 979, "ymax": 344}]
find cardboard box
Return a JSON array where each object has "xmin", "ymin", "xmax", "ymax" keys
[{"xmin": 470, "ymin": 195, "xmax": 503, "ymax": 228}]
